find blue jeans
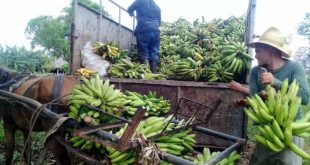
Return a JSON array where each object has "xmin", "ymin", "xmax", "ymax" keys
[{"xmin": 135, "ymin": 31, "xmax": 160, "ymax": 63}]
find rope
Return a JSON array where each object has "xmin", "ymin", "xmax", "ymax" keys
[{"xmin": 20, "ymin": 92, "xmax": 72, "ymax": 164}]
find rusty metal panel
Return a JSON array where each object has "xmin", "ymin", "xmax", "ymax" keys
[
  {"xmin": 108, "ymin": 78, "xmax": 247, "ymax": 148},
  {"xmin": 71, "ymin": 2, "xmax": 135, "ymax": 73}
]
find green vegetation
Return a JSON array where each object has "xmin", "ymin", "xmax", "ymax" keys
[
  {"xmin": 0, "ymin": 0, "xmax": 110, "ymax": 73},
  {"xmin": 295, "ymin": 12, "xmax": 310, "ymax": 73},
  {"xmin": 0, "ymin": 45, "xmax": 53, "ymax": 73},
  {"xmin": 0, "ymin": 121, "xmax": 46, "ymax": 164}
]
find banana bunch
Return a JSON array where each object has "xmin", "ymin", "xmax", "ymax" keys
[
  {"xmin": 74, "ymin": 68, "xmax": 97, "ymax": 77},
  {"xmin": 244, "ymin": 79, "xmax": 310, "ymax": 159},
  {"xmin": 154, "ymin": 128, "xmax": 196, "ymax": 156},
  {"xmin": 92, "ymin": 41, "xmax": 120, "ymax": 61},
  {"xmin": 165, "ymin": 57, "xmax": 203, "ymax": 81},
  {"xmin": 69, "ymin": 75, "xmax": 127, "ymax": 123},
  {"xmin": 217, "ymin": 150, "xmax": 241, "ymax": 165},
  {"xmin": 68, "ymin": 135, "xmax": 106, "ymax": 154},
  {"xmin": 220, "ymin": 41, "xmax": 252, "ymax": 75},
  {"xmin": 141, "ymin": 73, "xmax": 167, "ymax": 80},
  {"xmin": 158, "ymin": 55, "xmax": 181, "ymax": 77},
  {"xmin": 183, "ymin": 147, "xmax": 218, "ymax": 164},
  {"xmin": 108, "ymin": 58, "xmax": 153, "ymax": 79},
  {"xmin": 184, "ymin": 148, "xmax": 240, "ymax": 165},
  {"xmin": 206, "ymin": 62, "xmax": 234, "ymax": 82},
  {"xmin": 106, "ymin": 127, "xmax": 137, "ymax": 165},
  {"xmin": 106, "ymin": 116, "xmax": 176, "ymax": 164},
  {"xmin": 68, "ymin": 104, "xmax": 101, "ymax": 125},
  {"xmin": 123, "ymin": 90, "xmax": 171, "ymax": 117}
]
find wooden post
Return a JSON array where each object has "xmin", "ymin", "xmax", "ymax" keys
[
  {"xmin": 70, "ymin": 0, "xmax": 78, "ymax": 74},
  {"xmin": 245, "ymin": 0, "xmax": 257, "ymax": 57}
]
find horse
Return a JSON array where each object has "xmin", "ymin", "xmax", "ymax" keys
[{"xmin": 0, "ymin": 66, "xmax": 80, "ymax": 165}]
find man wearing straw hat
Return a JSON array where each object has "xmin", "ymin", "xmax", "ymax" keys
[{"xmin": 247, "ymin": 27, "xmax": 310, "ymax": 164}]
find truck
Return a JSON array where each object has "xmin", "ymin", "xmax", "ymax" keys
[{"xmin": 69, "ymin": 0, "xmax": 256, "ymax": 150}]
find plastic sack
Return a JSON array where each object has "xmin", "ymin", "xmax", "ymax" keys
[{"xmin": 81, "ymin": 41, "xmax": 110, "ymax": 76}]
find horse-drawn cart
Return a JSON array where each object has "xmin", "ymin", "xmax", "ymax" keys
[{"xmin": 0, "ymin": 88, "xmax": 245, "ymax": 165}]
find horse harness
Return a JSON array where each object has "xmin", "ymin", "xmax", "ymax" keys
[{"xmin": 20, "ymin": 75, "xmax": 65, "ymax": 113}]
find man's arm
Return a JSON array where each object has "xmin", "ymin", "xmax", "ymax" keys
[
  {"xmin": 249, "ymin": 67, "xmax": 259, "ymax": 96},
  {"xmin": 127, "ymin": 0, "xmax": 139, "ymax": 16},
  {"xmin": 292, "ymin": 63, "xmax": 310, "ymax": 105}
]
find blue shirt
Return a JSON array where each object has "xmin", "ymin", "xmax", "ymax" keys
[{"xmin": 128, "ymin": 0, "xmax": 161, "ymax": 33}]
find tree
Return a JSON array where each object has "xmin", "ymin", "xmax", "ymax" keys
[
  {"xmin": 295, "ymin": 12, "xmax": 310, "ymax": 73},
  {"xmin": 297, "ymin": 13, "xmax": 310, "ymax": 41},
  {"xmin": 24, "ymin": 0, "xmax": 109, "ymax": 63},
  {"xmin": 25, "ymin": 16, "xmax": 70, "ymax": 62}
]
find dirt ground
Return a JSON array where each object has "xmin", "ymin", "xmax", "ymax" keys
[{"xmin": 238, "ymin": 141, "xmax": 256, "ymax": 165}]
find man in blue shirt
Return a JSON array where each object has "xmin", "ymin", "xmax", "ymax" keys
[{"xmin": 128, "ymin": 0, "xmax": 161, "ymax": 73}]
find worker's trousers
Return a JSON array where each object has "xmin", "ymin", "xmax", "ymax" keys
[{"xmin": 135, "ymin": 31, "xmax": 160, "ymax": 63}]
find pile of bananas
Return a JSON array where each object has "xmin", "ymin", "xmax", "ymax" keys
[
  {"xmin": 220, "ymin": 41, "xmax": 253, "ymax": 75},
  {"xmin": 184, "ymin": 148, "xmax": 240, "ymax": 165},
  {"xmin": 244, "ymin": 79, "xmax": 310, "ymax": 159},
  {"xmin": 123, "ymin": 91, "xmax": 171, "ymax": 116},
  {"xmin": 68, "ymin": 75, "xmax": 126, "ymax": 123},
  {"xmin": 74, "ymin": 68, "xmax": 97, "ymax": 77},
  {"xmin": 206, "ymin": 62, "xmax": 234, "ymax": 82},
  {"xmin": 92, "ymin": 41, "xmax": 120, "ymax": 61},
  {"xmin": 157, "ymin": 16, "xmax": 250, "ymax": 83},
  {"xmin": 108, "ymin": 58, "xmax": 151, "ymax": 79}
]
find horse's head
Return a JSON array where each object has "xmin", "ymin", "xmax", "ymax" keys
[{"xmin": 0, "ymin": 67, "xmax": 12, "ymax": 84}]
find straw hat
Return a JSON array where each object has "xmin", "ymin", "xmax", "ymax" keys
[{"xmin": 248, "ymin": 27, "xmax": 292, "ymax": 58}]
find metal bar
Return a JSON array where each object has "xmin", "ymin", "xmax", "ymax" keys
[
  {"xmin": 92, "ymin": 130, "xmax": 120, "ymax": 142},
  {"xmin": 130, "ymin": 16, "xmax": 136, "ymax": 50},
  {"xmin": 161, "ymin": 152, "xmax": 196, "ymax": 165},
  {"xmin": 179, "ymin": 97, "xmax": 214, "ymax": 109},
  {"xmin": 160, "ymin": 97, "xmax": 221, "ymax": 135},
  {"xmin": 203, "ymin": 99, "xmax": 222, "ymax": 122},
  {"xmin": 97, "ymin": 0, "xmax": 102, "ymax": 41},
  {"xmin": 81, "ymin": 104, "xmax": 131, "ymax": 123},
  {"xmin": 108, "ymin": 0, "xmax": 127, "ymax": 12},
  {"xmin": 118, "ymin": 7, "xmax": 121, "ymax": 45},
  {"xmin": 204, "ymin": 141, "xmax": 244, "ymax": 165},
  {"xmin": 74, "ymin": 121, "xmax": 125, "ymax": 135},
  {"xmin": 118, "ymin": 108, "xmax": 146, "ymax": 151},
  {"xmin": 193, "ymin": 126, "xmax": 245, "ymax": 142}
]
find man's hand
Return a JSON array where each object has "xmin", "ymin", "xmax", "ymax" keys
[
  {"xmin": 229, "ymin": 80, "xmax": 243, "ymax": 91},
  {"xmin": 233, "ymin": 99, "xmax": 247, "ymax": 107},
  {"xmin": 229, "ymin": 80, "xmax": 249, "ymax": 95},
  {"xmin": 260, "ymin": 72, "xmax": 274, "ymax": 85},
  {"xmin": 259, "ymin": 90, "xmax": 268, "ymax": 99}
]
